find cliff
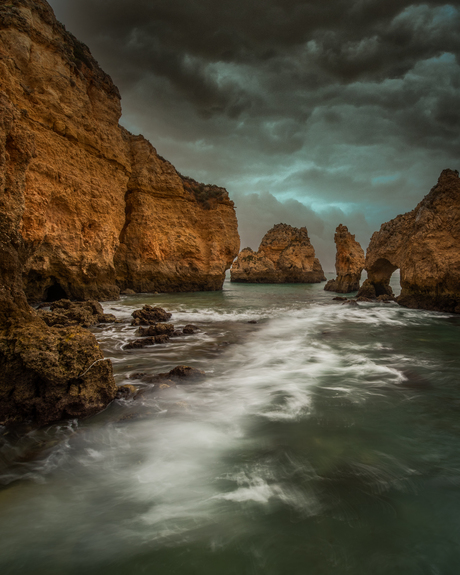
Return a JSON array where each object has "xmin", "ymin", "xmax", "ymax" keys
[
  {"xmin": 231, "ymin": 223, "xmax": 326, "ymax": 283},
  {"xmin": 0, "ymin": 90, "xmax": 116, "ymax": 426},
  {"xmin": 357, "ymin": 169, "xmax": 460, "ymax": 313},
  {"xmin": 324, "ymin": 224, "xmax": 365, "ymax": 293},
  {"xmin": 0, "ymin": 0, "xmax": 239, "ymax": 426},
  {"xmin": 0, "ymin": 0, "xmax": 240, "ymax": 303}
]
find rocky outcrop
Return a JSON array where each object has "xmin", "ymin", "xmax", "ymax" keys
[
  {"xmin": 230, "ymin": 223, "xmax": 326, "ymax": 283},
  {"xmin": 38, "ymin": 299, "xmax": 117, "ymax": 327},
  {"xmin": 0, "ymin": 0, "xmax": 237, "ymax": 426},
  {"xmin": 324, "ymin": 224, "xmax": 365, "ymax": 293},
  {"xmin": 0, "ymin": 88, "xmax": 116, "ymax": 427},
  {"xmin": 0, "ymin": 0, "xmax": 239, "ymax": 303},
  {"xmin": 357, "ymin": 169, "xmax": 460, "ymax": 313}
]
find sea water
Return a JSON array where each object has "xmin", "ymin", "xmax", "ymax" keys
[{"xmin": 1, "ymin": 274, "xmax": 460, "ymax": 574}]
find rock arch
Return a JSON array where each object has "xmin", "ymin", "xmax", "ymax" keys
[{"xmin": 358, "ymin": 169, "xmax": 460, "ymax": 313}]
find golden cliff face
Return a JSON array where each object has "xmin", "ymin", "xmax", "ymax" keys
[
  {"xmin": 231, "ymin": 223, "xmax": 326, "ymax": 283},
  {"xmin": 358, "ymin": 169, "xmax": 460, "ymax": 313},
  {"xmin": 324, "ymin": 224, "xmax": 365, "ymax": 293},
  {"xmin": 0, "ymin": 0, "xmax": 240, "ymax": 303},
  {"xmin": 114, "ymin": 134, "xmax": 240, "ymax": 293}
]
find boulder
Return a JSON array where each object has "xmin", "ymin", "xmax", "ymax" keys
[
  {"xmin": 183, "ymin": 324, "xmax": 198, "ymax": 334},
  {"xmin": 124, "ymin": 334, "xmax": 170, "ymax": 349},
  {"xmin": 136, "ymin": 323, "xmax": 175, "ymax": 337},
  {"xmin": 131, "ymin": 305, "xmax": 172, "ymax": 325}
]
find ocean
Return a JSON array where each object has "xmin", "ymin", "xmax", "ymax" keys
[{"xmin": 1, "ymin": 273, "xmax": 460, "ymax": 574}]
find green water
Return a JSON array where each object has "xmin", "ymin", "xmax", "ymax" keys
[{"xmin": 1, "ymin": 275, "xmax": 460, "ymax": 574}]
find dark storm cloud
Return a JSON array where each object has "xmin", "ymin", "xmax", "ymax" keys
[{"xmin": 48, "ymin": 0, "xmax": 460, "ymax": 259}]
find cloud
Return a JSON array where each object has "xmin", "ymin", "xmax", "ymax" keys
[
  {"xmin": 48, "ymin": 0, "xmax": 460, "ymax": 264},
  {"xmin": 232, "ymin": 191, "xmax": 373, "ymax": 271}
]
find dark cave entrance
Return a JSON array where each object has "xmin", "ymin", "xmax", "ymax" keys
[{"xmin": 45, "ymin": 282, "xmax": 68, "ymax": 302}]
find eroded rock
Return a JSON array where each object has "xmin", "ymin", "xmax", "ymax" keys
[
  {"xmin": 124, "ymin": 334, "xmax": 170, "ymax": 349},
  {"xmin": 131, "ymin": 305, "xmax": 172, "ymax": 326},
  {"xmin": 38, "ymin": 299, "xmax": 117, "ymax": 328},
  {"xmin": 131, "ymin": 365, "xmax": 206, "ymax": 397},
  {"xmin": 230, "ymin": 224, "xmax": 326, "ymax": 283},
  {"xmin": 183, "ymin": 324, "xmax": 198, "ymax": 334},
  {"xmin": 136, "ymin": 323, "xmax": 175, "ymax": 337},
  {"xmin": 324, "ymin": 224, "xmax": 365, "ymax": 293},
  {"xmin": 0, "ymin": 0, "xmax": 239, "ymax": 303},
  {"xmin": 357, "ymin": 169, "xmax": 460, "ymax": 313},
  {"xmin": 0, "ymin": 60, "xmax": 116, "ymax": 427}
]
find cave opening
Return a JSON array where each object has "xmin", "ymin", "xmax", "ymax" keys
[{"xmin": 45, "ymin": 282, "xmax": 68, "ymax": 302}]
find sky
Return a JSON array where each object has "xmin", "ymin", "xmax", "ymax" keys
[{"xmin": 48, "ymin": 0, "xmax": 460, "ymax": 271}]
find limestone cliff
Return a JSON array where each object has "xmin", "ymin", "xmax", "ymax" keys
[
  {"xmin": 357, "ymin": 169, "xmax": 460, "ymax": 313},
  {"xmin": 0, "ymin": 0, "xmax": 239, "ymax": 426},
  {"xmin": 0, "ymin": 0, "xmax": 239, "ymax": 303},
  {"xmin": 0, "ymin": 91, "xmax": 116, "ymax": 426},
  {"xmin": 231, "ymin": 224, "xmax": 326, "ymax": 283},
  {"xmin": 324, "ymin": 224, "xmax": 365, "ymax": 293}
]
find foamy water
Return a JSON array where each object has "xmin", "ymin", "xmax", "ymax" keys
[{"xmin": 1, "ymin": 276, "xmax": 460, "ymax": 574}]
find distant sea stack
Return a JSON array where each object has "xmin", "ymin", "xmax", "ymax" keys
[
  {"xmin": 0, "ymin": 0, "xmax": 240, "ymax": 303},
  {"xmin": 358, "ymin": 169, "xmax": 460, "ymax": 313},
  {"xmin": 324, "ymin": 224, "xmax": 365, "ymax": 293},
  {"xmin": 231, "ymin": 224, "xmax": 326, "ymax": 283}
]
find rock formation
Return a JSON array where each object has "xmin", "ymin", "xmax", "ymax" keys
[
  {"xmin": 0, "ymin": 0, "xmax": 239, "ymax": 304},
  {"xmin": 357, "ymin": 169, "xmax": 460, "ymax": 313},
  {"xmin": 0, "ymin": 89, "xmax": 116, "ymax": 426},
  {"xmin": 324, "ymin": 224, "xmax": 365, "ymax": 293},
  {"xmin": 231, "ymin": 224, "xmax": 326, "ymax": 283},
  {"xmin": 0, "ymin": 0, "xmax": 238, "ymax": 426}
]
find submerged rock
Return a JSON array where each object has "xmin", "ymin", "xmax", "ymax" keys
[
  {"xmin": 116, "ymin": 384, "xmax": 138, "ymax": 399},
  {"xmin": 231, "ymin": 223, "xmax": 326, "ymax": 283},
  {"xmin": 136, "ymin": 323, "xmax": 175, "ymax": 337},
  {"xmin": 183, "ymin": 324, "xmax": 198, "ymax": 334},
  {"xmin": 358, "ymin": 169, "xmax": 460, "ymax": 313},
  {"xmin": 0, "ymin": 0, "xmax": 239, "ymax": 303},
  {"xmin": 124, "ymin": 334, "xmax": 170, "ymax": 349},
  {"xmin": 324, "ymin": 224, "xmax": 365, "ymax": 293},
  {"xmin": 132, "ymin": 365, "xmax": 206, "ymax": 397}
]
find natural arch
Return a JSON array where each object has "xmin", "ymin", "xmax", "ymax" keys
[
  {"xmin": 357, "ymin": 170, "xmax": 460, "ymax": 312},
  {"xmin": 368, "ymin": 258, "xmax": 398, "ymax": 296}
]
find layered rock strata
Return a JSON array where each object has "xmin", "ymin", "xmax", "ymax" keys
[
  {"xmin": 231, "ymin": 223, "xmax": 326, "ymax": 283},
  {"xmin": 0, "ymin": 0, "xmax": 239, "ymax": 303},
  {"xmin": 0, "ymin": 0, "xmax": 238, "ymax": 426},
  {"xmin": 357, "ymin": 169, "xmax": 460, "ymax": 313},
  {"xmin": 0, "ymin": 91, "xmax": 116, "ymax": 426},
  {"xmin": 324, "ymin": 224, "xmax": 365, "ymax": 293}
]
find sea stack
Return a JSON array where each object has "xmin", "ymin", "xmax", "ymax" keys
[
  {"xmin": 231, "ymin": 224, "xmax": 326, "ymax": 283},
  {"xmin": 324, "ymin": 224, "xmax": 365, "ymax": 293},
  {"xmin": 358, "ymin": 169, "xmax": 460, "ymax": 313}
]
